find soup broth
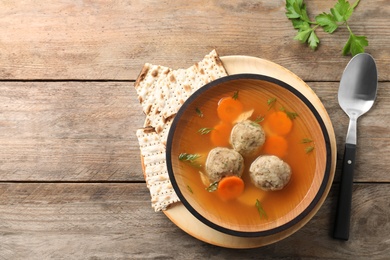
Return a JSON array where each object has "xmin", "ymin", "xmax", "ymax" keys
[{"xmin": 171, "ymin": 79, "xmax": 320, "ymax": 232}]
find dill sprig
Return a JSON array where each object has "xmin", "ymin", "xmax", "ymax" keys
[
  {"xmin": 206, "ymin": 181, "xmax": 218, "ymax": 192},
  {"xmin": 305, "ymin": 146, "xmax": 315, "ymax": 153},
  {"xmin": 267, "ymin": 97, "xmax": 277, "ymax": 110},
  {"xmin": 302, "ymin": 138, "xmax": 313, "ymax": 143},
  {"xmin": 280, "ymin": 107, "xmax": 299, "ymax": 119},
  {"xmin": 232, "ymin": 91, "xmax": 239, "ymax": 100},
  {"xmin": 256, "ymin": 199, "xmax": 268, "ymax": 219},
  {"xmin": 178, "ymin": 153, "xmax": 202, "ymax": 168},
  {"xmin": 195, "ymin": 107, "xmax": 204, "ymax": 118},
  {"xmin": 198, "ymin": 127, "xmax": 214, "ymax": 135}
]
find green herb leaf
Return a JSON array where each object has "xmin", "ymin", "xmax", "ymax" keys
[
  {"xmin": 254, "ymin": 115, "xmax": 265, "ymax": 124},
  {"xmin": 286, "ymin": 0, "xmax": 310, "ymax": 22},
  {"xmin": 294, "ymin": 28, "xmax": 312, "ymax": 44},
  {"xmin": 285, "ymin": 0, "xmax": 302, "ymax": 19},
  {"xmin": 280, "ymin": 107, "xmax": 299, "ymax": 120},
  {"xmin": 267, "ymin": 97, "xmax": 277, "ymax": 110},
  {"xmin": 179, "ymin": 153, "xmax": 200, "ymax": 162},
  {"xmin": 232, "ymin": 91, "xmax": 239, "ymax": 100},
  {"xmin": 351, "ymin": 0, "xmax": 360, "ymax": 9},
  {"xmin": 315, "ymin": 13, "xmax": 338, "ymax": 33},
  {"xmin": 187, "ymin": 185, "xmax": 194, "ymax": 194},
  {"xmin": 206, "ymin": 182, "xmax": 218, "ymax": 192},
  {"xmin": 331, "ymin": 0, "xmax": 354, "ymax": 22},
  {"xmin": 302, "ymin": 138, "xmax": 313, "ymax": 143},
  {"xmin": 291, "ymin": 19, "xmax": 310, "ymax": 31},
  {"xmin": 195, "ymin": 107, "xmax": 204, "ymax": 118},
  {"xmin": 286, "ymin": 0, "xmax": 320, "ymax": 50},
  {"xmin": 250, "ymin": 115, "xmax": 265, "ymax": 127},
  {"xmin": 285, "ymin": 0, "xmax": 367, "ymax": 56},
  {"xmin": 198, "ymin": 127, "xmax": 214, "ymax": 135},
  {"xmin": 255, "ymin": 199, "xmax": 268, "ymax": 219},
  {"xmin": 179, "ymin": 153, "xmax": 202, "ymax": 168},
  {"xmin": 308, "ymin": 30, "xmax": 320, "ymax": 50},
  {"xmin": 342, "ymin": 32, "xmax": 368, "ymax": 56},
  {"xmin": 305, "ymin": 146, "xmax": 315, "ymax": 153}
]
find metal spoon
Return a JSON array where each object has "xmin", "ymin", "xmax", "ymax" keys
[{"xmin": 333, "ymin": 53, "xmax": 378, "ymax": 240}]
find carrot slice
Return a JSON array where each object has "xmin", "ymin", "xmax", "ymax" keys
[
  {"xmin": 217, "ymin": 97, "xmax": 244, "ymax": 123},
  {"xmin": 210, "ymin": 122, "xmax": 232, "ymax": 147},
  {"xmin": 217, "ymin": 176, "xmax": 245, "ymax": 201},
  {"xmin": 265, "ymin": 111, "xmax": 293, "ymax": 135},
  {"xmin": 262, "ymin": 135, "xmax": 288, "ymax": 158}
]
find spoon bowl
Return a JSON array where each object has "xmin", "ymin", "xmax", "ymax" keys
[{"xmin": 338, "ymin": 53, "xmax": 378, "ymax": 142}]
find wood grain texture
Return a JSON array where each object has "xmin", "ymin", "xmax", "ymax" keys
[
  {"xmin": 0, "ymin": 81, "xmax": 144, "ymax": 181},
  {"xmin": 1, "ymin": 82, "xmax": 388, "ymax": 182},
  {"xmin": 0, "ymin": 0, "xmax": 389, "ymax": 81},
  {"xmin": 0, "ymin": 183, "xmax": 389, "ymax": 259},
  {"xmin": 0, "ymin": 0, "xmax": 389, "ymax": 257}
]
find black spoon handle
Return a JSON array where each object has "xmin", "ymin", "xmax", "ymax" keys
[{"xmin": 333, "ymin": 143, "xmax": 356, "ymax": 240}]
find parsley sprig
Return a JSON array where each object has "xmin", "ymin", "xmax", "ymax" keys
[{"xmin": 285, "ymin": 0, "xmax": 368, "ymax": 56}]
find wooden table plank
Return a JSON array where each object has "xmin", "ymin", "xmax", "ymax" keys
[
  {"xmin": 0, "ymin": 0, "xmax": 389, "ymax": 81},
  {"xmin": 1, "ymin": 81, "xmax": 389, "ymax": 182},
  {"xmin": 0, "ymin": 81, "xmax": 144, "ymax": 181},
  {"xmin": 0, "ymin": 183, "xmax": 388, "ymax": 259}
]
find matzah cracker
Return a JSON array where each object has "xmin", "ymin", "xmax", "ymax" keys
[
  {"xmin": 141, "ymin": 71, "xmax": 173, "ymax": 133},
  {"xmin": 196, "ymin": 49, "xmax": 228, "ymax": 82},
  {"xmin": 134, "ymin": 49, "xmax": 228, "ymax": 211},
  {"xmin": 160, "ymin": 49, "xmax": 228, "ymax": 119},
  {"xmin": 134, "ymin": 63, "xmax": 171, "ymax": 115},
  {"xmin": 136, "ymin": 128, "xmax": 180, "ymax": 211},
  {"xmin": 159, "ymin": 67, "xmax": 204, "ymax": 119},
  {"xmin": 158, "ymin": 116, "xmax": 174, "ymax": 146}
]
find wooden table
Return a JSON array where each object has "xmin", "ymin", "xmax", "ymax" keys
[{"xmin": 0, "ymin": 1, "xmax": 389, "ymax": 258}]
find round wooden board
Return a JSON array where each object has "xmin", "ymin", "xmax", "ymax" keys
[{"xmin": 160, "ymin": 55, "xmax": 337, "ymax": 248}]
